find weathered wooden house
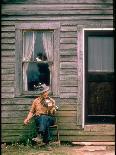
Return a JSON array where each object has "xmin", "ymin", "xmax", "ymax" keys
[{"xmin": 1, "ymin": 0, "xmax": 115, "ymax": 143}]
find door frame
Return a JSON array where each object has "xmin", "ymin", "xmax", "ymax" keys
[{"xmin": 77, "ymin": 27, "xmax": 113, "ymax": 128}]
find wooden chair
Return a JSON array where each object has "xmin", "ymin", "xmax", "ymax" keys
[{"xmin": 49, "ymin": 117, "xmax": 60, "ymax": 146}]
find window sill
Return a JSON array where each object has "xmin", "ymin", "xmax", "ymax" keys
[
  {"xmin": 22, "ymin": 61, "xmax": 53, "ymax": 65},
  {"xmin": 15, "ymin": 91, "xmax": 53, "ymax": 98}
]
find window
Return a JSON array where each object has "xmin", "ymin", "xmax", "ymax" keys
[
  {"xmin": 85, "ymin": 31, "xmax": 114, "ymax": 72},
  {"xmin": 23, "ymin": 31, "xmax": 52, "ymax": 91},
  {"xmin": 15, "ymin": 23, "xmax": 60, "ymax": 97}
]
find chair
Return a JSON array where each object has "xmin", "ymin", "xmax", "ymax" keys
[{"xmin": 49, "ymin": 117, "xmax": 60, "ymax": 146}]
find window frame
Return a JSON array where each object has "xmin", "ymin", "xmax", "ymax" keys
[{"xmin": 15, "ymin": 22, "xmax": 60, "ymax": 97}]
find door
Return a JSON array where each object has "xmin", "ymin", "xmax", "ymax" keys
[{"xmin": 85, "ymin": 30, "xmax": 115, "ymax": 124}]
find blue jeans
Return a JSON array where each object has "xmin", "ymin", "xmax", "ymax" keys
[{"xmin": 34, "ymin": 115, "xmax": 55, "ymax": 144}]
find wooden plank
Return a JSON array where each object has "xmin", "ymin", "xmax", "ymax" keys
[
  {"xmin": 1, "ymin": 15, "xmax": 113, "ymax": 21},
  {"xmin": 60, "ymin": 62, "xmax": 77, "ymax": 69},
  {"xmin": 1, "ymin": 21, "xmax": 16, "ymax": 26},
  {"xmin": 3, "ymin": 20, "xmax": 113, "ymax": 27},
  {"xmin": 60, "ymin": 49, "xmax": 77, "ymax": 56},
  {"xmin": 1, "ymin": 103, "xmax": 77, "ymax": 111},
  {"xmin": 1, "ymin": 93, "xmax": 14, "ymax": 99},
  {"xmin": 1, "ymin": 56, "xmax": 15, "ymax": 63},
  {"xmin": 2, "ymin": 122, "xmax": 79, "ymax": 130},
  {"xmin": 1, "ymin": 9, "xmax": 113, "ymax": 16},
  {"xmin": 15, "ymin": 22, "xmax": 60, "ymax": 30},
  {"xmin": 2, "ymin": 129, "xmax": 114, "ymax": 137},
  {"xmin": 1, "ymin": 111, "xmax": 76, "ymax": 118},
  {"xmin": 2, "ymin": 129, "xmax": 35, "ymax": 134},
  {"xmin": 1, "ymin": 116, "xmax": 77, "ymax": 123},
  {"xmin": 60, "ymin": 135, "xmax": 115, "ymax": 142},
  {"xmin": 60, "ymin": 75, "xmax": 77, "ymax": 81},
  {"xmin": 1, "ymin": 68, "xmax": 15, "ymax": 74},
  {"xmin": 61, "ymin": 20, "xmax": 113, "ymax": 26},
  {"xmin": 59, "ymin": 130, "xmax": 115, "ymax": 136},
  {"xmin": 1, "ymin": 87, "xmax": 14, "ymax": 93},
  {"xmin": 1, "ymin": 44, "xmax": 15, "ymax": 50},
  {"xmin": 60, "ymin": 92, "xmax": 77, "ymax": 98},
  {"xmin": 60, "ymin": 55, "xmax": 77, "ymax": 62},
  {"xmin": 1, "ymin": 81, "xmax": 14, "ymax": 87},
  {"xmin": 84, "ymin": 124, "xmax": 115, "ymax": 132},
  {"xmin": 1, "ymin": 111, "xmax": 28, "ymax": 118},
  {"xmin": 60, "ymin": 86, "xmax": 77, "ymax": 93},
  {"xmin": 1, "ymin": 74, "xmax": 14, "ymax": 81},
  {"xmin": 2, "ymin": 135, "xmax": 114, "ymax": 143},
  {"xmin": 61, "ymin": 32, "xmax": 77, "ymax": 38},
  {"xmin": 1, "ymin": 104, "xmax": 30, "ymax": 111},
  {"xmin": 60, "ymin": 38, "xmax": 77, "ymax": 44},
  {"xmin": 60, "ymin": 80, "xmax": 78, "ymax": 86},
  {"xmin": 1, "ymin": 136, "xmax": 21, "ymax": 143},
  {"xmin": 1, "ymin": 62, "xmax": 14, "ymax": 69},
  {"xmin": 60, "ymin": 44, "xmax": 77, "ymax": 50},
  {"xmin": 1, "ymin": 32, "xmax": 15, "ymax": 38},
  {"xmin": 1, "ymin": 50, "xmax": 15, "ymax": 56},
  {"xmin": 1, "ymin": 98, "xmax": 78, "ymax": 105},
  {"xmin": 1, "ymin": 26, "xmax": 15, "ymax": 32},
  {"xmin": 61, "ymin": 26, "xmax": 77, "ymax": 32},
  {"xmin": 60, "ymin": 69, "xmax": 77, "ymax": 75},
  {"xmin": 1, "ymin": 38, "xmax": 15, "ymax": 44},
  {"xmin": 1, "ymin": 0, "xmax": 113, "ymax": 4},
  {"xmin": 2, "ymin": 4, "xmax": 113, "ymax": 12},
  {"xmin": 1, "ymin": 98, "xmax": 34, "ymax": 105}
]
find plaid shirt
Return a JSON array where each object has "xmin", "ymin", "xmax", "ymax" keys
[{"xmin": 30, "ymin": 96, "xmax": 56, "ymax": 116}]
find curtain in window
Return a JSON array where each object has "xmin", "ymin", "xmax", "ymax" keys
[
  {"xmin": 23, "ymin": 32, "xmax": 35, "ymax": 90},
  {"xmin": 88, "ymin": 37, "xmax": 114, "ymax": 72},
  {"xmin": 42, "ymin": 32, "xmax": 53, "ymax": 62}
]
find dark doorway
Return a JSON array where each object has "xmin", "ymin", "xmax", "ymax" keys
[{"xmin": 85, "ymin": 30, "xmax": 115, "ymax": 124}]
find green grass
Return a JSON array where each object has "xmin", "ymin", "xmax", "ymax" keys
[{"xmin": 1, "ymin": 142, "xmax": 72, "ymax": 155}]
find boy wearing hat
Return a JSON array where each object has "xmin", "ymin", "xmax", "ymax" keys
[{"xmin": 24, "ymin": 83, "xmax": 57, "ymax": 146}]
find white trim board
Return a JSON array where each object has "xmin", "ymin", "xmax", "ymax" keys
[{"xmin": 82, "ymin": 28, "xmax": 113, "ymax": 128}]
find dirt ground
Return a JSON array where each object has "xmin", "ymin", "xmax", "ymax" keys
[{"xmin": 1, "ymin": 142, "xmax": 115, "ymax": 155}]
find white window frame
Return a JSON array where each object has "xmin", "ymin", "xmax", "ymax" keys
[{"xmin": 15, "ymin": 22, "xmax": 60, "ymax": 97}]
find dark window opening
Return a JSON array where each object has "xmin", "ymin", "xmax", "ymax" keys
[{"xmin": 27, "ymin": 63, "xmax": 50, "ymax": 91}]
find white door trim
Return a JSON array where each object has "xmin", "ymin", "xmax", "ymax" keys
[{"xmin": 79, "ymin": 27, "xmax": 114, "ymax": 128}]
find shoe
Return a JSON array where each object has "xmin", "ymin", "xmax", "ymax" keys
[
  {"xmin": 45, "ymin": 145, "xmax": 52, "ymax": 151},
  {"xmin": 32, "ymin": 136, "xmax": 42, "ymax": 143}
]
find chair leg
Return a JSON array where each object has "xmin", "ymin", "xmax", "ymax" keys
[{"xmin": 56, "ymin": 126, "xmax": 60, "ymax": 146}]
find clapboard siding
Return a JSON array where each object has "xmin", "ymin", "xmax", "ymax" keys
[
  {"xmin": 1, "ymin": 9, "xmax": 113, "ymax": 16},
  {"xmin": 2, "ymin": 4, "xmax": 113, "ymax": 14},
  {"xmin": 1, "ymin": 38, "xmax": 15, "ymax": 44},
  {"xmin": 2, "ymin": 56, "xmax": 15, "ymax": 63},
  {"xmin": 60, "ymin": 62, "xmax": 77, "ymax": 69},
  {"xmin": 1, "ymin": 20, "xmax": 112, "ymax": 26},
  {"xmin": 1, "ymin": 99, "xmax": 115, "ymax": 142},
  {"xmin": 1, "ymin": 62, "xmax": 15, "ymax": 69},
  {"xmin": 1, "ymin": 26, "xmax": 15, "ymax": 32},
  {"xmin": 1, "ymin": 15, "xmax": 113, "ymax": 21},
  {"xmin": 2, "ymin": 0, "xmax": 113, "ymax": 4},
  {"xmin": 1, "ymin": 0, "xmax": 114, "ymax": 143},
  {"xmin": 1, "ymin": 50, "xmax": 15, "ymax": 57},
  {"xmin": 1, "ymin": 32, "xmax": 15, "ymax": 38}
]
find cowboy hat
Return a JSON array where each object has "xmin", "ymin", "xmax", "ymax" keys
[{"xmin": 34, "ymin": 83, "xmax": 49, "ymax": 94}]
